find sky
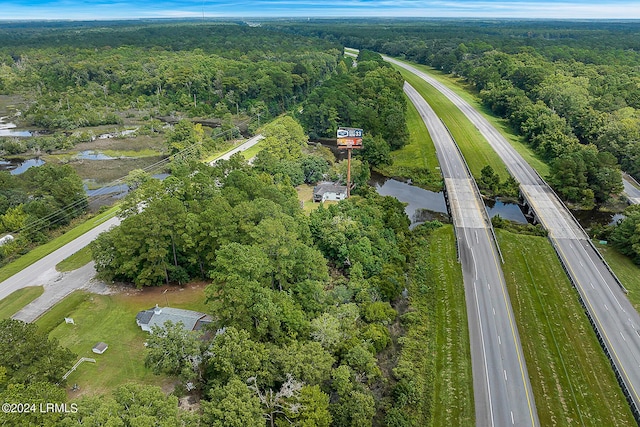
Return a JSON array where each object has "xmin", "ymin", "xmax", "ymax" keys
[{"xmin": 0, "ymin": 0, "xmax": 639, "ymax": 21}]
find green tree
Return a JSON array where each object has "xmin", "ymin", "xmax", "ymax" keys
[
  {"xmin": 202, "ymin": 378, "xmax": 263, "ymax": 427},
  {"xmin": 0, "ymin": 319, "xmax": 74, "ymax": 387},
  {"xmin": 144, "ymin": 320, "xmax": 203, "ymax": 383}
]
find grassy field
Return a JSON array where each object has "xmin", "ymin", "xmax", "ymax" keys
[
  {"xmin": 37, "ymin": 283, "xmax": 209, "ymax": 398},
  {"xmin": 426, "ymin": 225, "xmax": 474, "ymax": 427},
  {"xmin": 376, "ymin": 96, "xmax": 442, "ymax": 191},
  {"xmin": 595, "ymin": 241, "xmax": 640, "ymax": 312},
  {"xmin": 497, "ymin": 230, "xmax": 635, "ymax": 426},
  {"xmin": 395, "ymin": 60, "xmax": 550, "ymax": 179},
  {"xmin": 0, "ymin": 286, "xmax": 43, "ymax": 319},
  {"xmin": 0, "ymin": 205, "xmax": 118, "ymax": 284},
  {"xmin": 56, "ymin": 246, "xmax": 92, "ymax": 272},
  {"xmin": 395, "ymin": 66, "xmax": 510, "ymax": 182}
]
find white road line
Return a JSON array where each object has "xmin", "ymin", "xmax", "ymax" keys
[
  {"xmin": 621, "ymin": 331, "xmax": 627, "ymax": 342},
  {"xmin": 511, "ymin": 411, "xmax": 515, "ymax": 425},
  {"xmin": 605, "ymin": 304, "xmax": 609, "ymax": 311},
  {"xmin": 498, "ymin": 335, "xmax": 501, "ymax": 345},
  {"xmin": 504, "ymin": 370, "xmax": 508, "ymax": 382},
  {"xmin": 488, "ymin": 283, "xmax": 491, "ymax": 290},
  {"xmin": 493, "ymin": 307, "xmax": 496, "ymax": 316},
  {"xmin": 590, "ymin": 282, "xmax": 594, "ymax": 289}
]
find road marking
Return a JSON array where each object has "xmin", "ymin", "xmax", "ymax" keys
[
  {"xmin": 621, "ymin": 331, "xmax": 626, "ymax": 342},
  {"xmin": 605, "ymin": 304, "xmax": 609, "ymax": 311},
  {"xmin": 504, "ymin": 370, "xmax": 508, "ymax": 382},
  {"xmin": 511, "ymin": 411, "xmax": 515, "ymax": 425},
  {"xmin": 475, "ymin": 230, "xmax": 479, "ymax": 244},
  {"xmin": 488, "ymin": 283, "xmax": 491, "ymax": 290},
  {"xmin": 579, "ymin": 261, "xmax": 584, "ymax": 267},
  {"xmin": 498, "ymin": 335, "xmax": 501, "ymax": 345},
  {"xmin": 590, "ymin": 282, "xmax": 594, "ymax": 289},
  {"xmin": 493, "ymin": 307, "xmax": 496, "ymax": 316}
]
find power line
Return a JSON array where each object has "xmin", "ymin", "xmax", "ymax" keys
[{"xmin": 11, "ymin": 117, "xmax": 255, "ymax": 235}]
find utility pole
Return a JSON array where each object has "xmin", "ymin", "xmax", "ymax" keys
[
  {"xmin": 346, "ymin": 147, "xmax": 352, "ymax": 198},
  {"xmin": 336, "ymin": 126, "xmax": 363, "ymax": 198}
]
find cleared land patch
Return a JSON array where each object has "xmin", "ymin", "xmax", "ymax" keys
[{"xmin": 37, "ymin": 283, "xmax": 208, "ymax": 398}]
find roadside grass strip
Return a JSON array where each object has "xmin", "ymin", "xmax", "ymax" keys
[
  {"xmin": 0, "ymin": 205, "xmax": 119, "ymax": 284},
  {"xmin": 402, "ymin": 225, "xmax": 473, "ymax": 426},
  {"xmin": 56, "ymin": 246, "xmax": 93, "ymax": 272},
  {"xmin": 595, "ymin": 241, "xmax": 640, "ymax": 312},
  {"xmin": 497, "ymin": 230, "xmax": 635, "ymax": 426},
  {"xmin": 0, "ymin": 286, "xmax": 44, "ymax": 319}
]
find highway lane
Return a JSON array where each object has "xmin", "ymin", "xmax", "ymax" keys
[
  {"xmin": 392, "ymin": 56, "xmax": 640, "ymax": 420},
  {"xmin": 0, "ymin": 134, "xmax": 266, "ymax": 306},
  {"xmin": 405, "ymin": 82, "xmax": 538, "ymax": 427}
]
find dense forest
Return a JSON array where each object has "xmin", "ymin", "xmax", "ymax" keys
[
  {"xmin": 81, "ymin": 117, "xmax": 434, "ymax": 426},
  {"xmin": 0, "ymin": 22, "xmax": 341, "ymax": 265},
  {"xmin": 275, "ymin": 19, "xmax": 640, "ymax": 208}
]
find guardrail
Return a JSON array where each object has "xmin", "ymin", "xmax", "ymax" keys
[
  {"xmin": 528, "ymin": 167, "xmax": 629, "ymax": 294},
  {"xmin": 440, "ymin": 119, "xmax": 505, "ymax": 264}
]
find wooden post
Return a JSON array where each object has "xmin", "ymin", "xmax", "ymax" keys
[{"xmin": 347, "ymin": 147, "xmax": 352, "ymax": 198}]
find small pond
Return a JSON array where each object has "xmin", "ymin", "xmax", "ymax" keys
[
  {"xmin": 484, "ymin": 198, "xmax": 529, "ymax": 224},
  {"xmin": 0, "ymin": 117, "xmax": 32, "ymax": 137},
  {"xmin": 76, "ymin": 150, "xmax": 117, "ymax": 160},
  {"xmin": 571, "ymin": 209, "xmax": 625, "ymax": 230},
  {"xmin": 0, "ymin": 158, "xmax": 45, "ymax": 175},
  {"xmin": 370, "ymin": 173, "xmax": 448, "ymax": 228}
]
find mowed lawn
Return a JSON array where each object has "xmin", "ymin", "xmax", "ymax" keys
[
  {"xmin": 497, "ymin": 230, "xmax": 635, "ymax": 426},
  {"xmin": 37, "ymin": 283, "xmax": 209, "ymax": 398}
]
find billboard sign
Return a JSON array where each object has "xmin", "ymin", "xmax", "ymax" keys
[{"xmin": 337, "ymin": 127, "xmax": 363, "ymax": 149}]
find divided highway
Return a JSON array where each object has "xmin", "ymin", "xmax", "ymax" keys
[
  {"xmin": 405, "ymin": 82, "xmax": 538, "ymax": 427},
  {"xmin": 389, "ymin": 56, "xmax": 640, "ymax": 422}
]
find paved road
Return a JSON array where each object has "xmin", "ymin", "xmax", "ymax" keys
[
  {"xmin": 389, "ymin": 56, "xmax": 640, "ymax": 420},
  {"xmin": 210, "ymin": 134, "xmax": 264, "ymax": 164},
  {"xmin": 405, "ymin": 82, "xmax": 538, "ymax": 427},
  {"xmin": 1, "ymin": 134, "xmax": 265, "ymax": 321}
]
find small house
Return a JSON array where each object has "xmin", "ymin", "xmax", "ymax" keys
[
  {"xmin": 313, "ymin": 182, "xmax": 347, "ymax": 202},
  {"xmin": 136, "ymin": 305, "xmax": 212, "ymax": 333}
]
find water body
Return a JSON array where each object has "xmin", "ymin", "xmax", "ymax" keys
[
  {"xmin": 0, "ymin": 158, "xmax": 45, "ymax": 175},
  {"xmin": 571, "ymin": 209, "xmax": 625, "ymax": 229},
  {"xmin": 84, "ymin": 173, "xmax": 170, "ymax": 198},
  {"xmin": 76, "ymin": 150, "xmax": 116, "ymax": 160},
  {"xmin": 371, "ymin": 174, "xmax": 448, "ymax": 228},
  {"xmin": 484, "ymin": 198, "xmax": 528, "ymax": 224},
  {"xmin": 0, "ymin": 117, "xmax": 32, "ymax": 137}
]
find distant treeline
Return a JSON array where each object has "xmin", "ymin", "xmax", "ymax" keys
[{"xmin": 0, "ymin": 23, "xmax": 342, "ymax": 129}]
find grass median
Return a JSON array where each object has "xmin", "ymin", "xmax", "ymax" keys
[
  {"xmin": 392, "ymin": 60, "xmax": 549, "ymax": 180},
  {"xmin": 497, "ymin": 230, "xmax": 634, "ymax": 426}
]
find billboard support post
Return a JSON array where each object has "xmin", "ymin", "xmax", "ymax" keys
[
  {"xmin": 347, "ymin": 148, "xmax": 352, "ymax": 198},
  {"xmin": 336, "ymin": 126, "xmax": 363, "ymax": 199}
]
